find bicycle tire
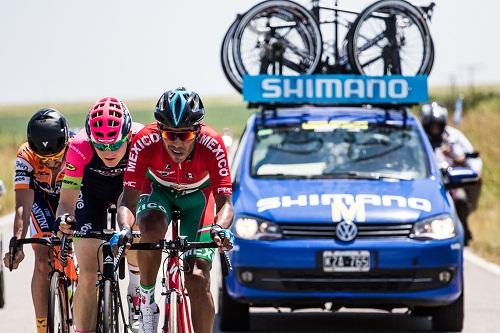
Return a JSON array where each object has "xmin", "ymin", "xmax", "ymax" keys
[
  {"xmin": 231, "ymin": 0, "xmax": 322, "ymax": 84},
  {"xmin": 221, "ymin": 16, "xmax": 244, "ymax": 93},
  {"xmin": 47, "ymin": 271, "xmax": 70, "ymax": 333},
  {"xmin": 167, "ymin": 291, "xmax": 179, "ymax": 333},
  {"xmin": 347, "ymin": 0, "xmax": 432, "ymax": 76},
  {"xmin": 103, "ymin": 280, "xmax": 120, "ymax": 333},
  {"xmin": 0, "ymin": 237, "xmax": 4, "ymax": 309}
]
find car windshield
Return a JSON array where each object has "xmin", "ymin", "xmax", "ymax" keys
[{"xmin": 251, "ymin": 120, "xmax": 429, "ymax": 180}]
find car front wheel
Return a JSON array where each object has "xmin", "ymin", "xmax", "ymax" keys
[
  {"xmin": 218, "ymin": 280, "xmax": 249, "ymax": 332},
  {"xmin": 431, "ymin": 292, "xmax": 464, "ymax": 332}
]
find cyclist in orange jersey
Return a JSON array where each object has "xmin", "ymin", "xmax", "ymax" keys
[{"xmin": 3, "ymin": 108, "xmax": 71, "ymax": 333}]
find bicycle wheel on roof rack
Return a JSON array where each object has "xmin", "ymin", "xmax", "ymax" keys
[
  {"xmin": 231, "ymin": 0, "xmax": 322, "ymax": 89},
  {"xmin": 221, "ymin": 15, "xmax": 244, "ymax": 93},
  {"xmin": 347, "ymin": 0, "xmax": 433, "ymax": 76}
]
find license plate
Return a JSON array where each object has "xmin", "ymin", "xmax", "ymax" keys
[{"xmin": 323, "ymin": 250, "xmax": 370, "ymax": 272}]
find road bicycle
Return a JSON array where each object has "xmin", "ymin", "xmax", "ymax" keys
[
  {"xmin": 71, "ymin": 205, "xmax": 140, "ymax": 333},
  {"xmin": 75, "ymin": 209, "xmax": 231, "ymax": 333},
  {"xmin": 131, "ymin": 210, "xmax": 231, "ymax": 333},
  {"xmin": 72, "ymin": 228, "xmax": 136, "ymax": 333},
  {"xmin": 221, "ymin": 0, "xmax": 435, "ymax": 92},
  {"xmin": 8, "ymin": 233, "xmax": 77, "ymax": 333}
]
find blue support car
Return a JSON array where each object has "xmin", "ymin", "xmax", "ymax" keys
[{"xmin": 219, "ymin": 106, "xmax": 477, "ymax": 332}]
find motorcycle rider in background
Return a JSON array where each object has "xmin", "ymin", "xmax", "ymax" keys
[{"xmin": 419, "ymin": 102, "xmax": 483, "ymax": 245}]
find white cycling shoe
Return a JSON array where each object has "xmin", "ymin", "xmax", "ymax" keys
[
  {"xmin": 138, "ymin": 303, "xmax": 160, "ymax": 333},
  {"xmin": 127, "ymin": 291, "xmax": 141, "ymax": 333}
]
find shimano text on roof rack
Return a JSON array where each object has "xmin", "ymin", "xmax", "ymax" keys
[{"xmin": 243, "ymin": 74, "xmax": 428, "ymax": 104}]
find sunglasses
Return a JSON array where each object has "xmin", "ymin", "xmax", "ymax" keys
[
  {"xmin": 36, "ymin": 148, "xmax": 66, "ymax": 163},
  {"xmin": 161, "ymin": 130, "xmax": 197, "ymax": 142},
  {"xmin": 92, "ymin": 134, "xmax": 128, "ymax": 151},
  {"xmin": 158, "ymin": 124, "xmax": 198, "ymax": 142}
]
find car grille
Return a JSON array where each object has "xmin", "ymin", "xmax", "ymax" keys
[
  {"xmin": 280, "ymin": 223, "xmax": 413, "ymax": 239},
  {"xmin": 238, "ymin": 268, "xmax": 455, "ymax": 292}
]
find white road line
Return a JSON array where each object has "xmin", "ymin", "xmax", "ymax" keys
[{"xmin": 464, "ymin": 248, "xmax": 500, "ymax": 277}]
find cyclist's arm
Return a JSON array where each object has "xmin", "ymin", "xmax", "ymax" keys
[
  {"xmin": 214, "ymin": 194, "xmax": 234, "ymax": 229},
  {"xmin": 13, "ymin": 188, "xmax": 34, "ymax": 239},
  {"xmin": 56, "ymin": 188, "xmax": 79, "ymax": 218},
  {"xmin": 117, "ymin": 187, "xmax": 140, "ymax": 230}
]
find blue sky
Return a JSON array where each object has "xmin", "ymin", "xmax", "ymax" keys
[{"xmin": 0, "ymin": 0, "xmax": 496, "ymax": 104}]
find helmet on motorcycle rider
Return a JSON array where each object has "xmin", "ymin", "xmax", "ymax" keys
[
  {"xmin": 154, "ymin": 87, "xmax": 205, "ymax": 129},
  {"xmin": 85, "ymin": 96, "xmax": 132, "ymax": 145},
  {"xmin": 419, "ymin": 102, "xmax": 448, "ymax": 142},
  {"xmin": 27, "ymin": 108, "xmax": 69, "ymax": 156}
]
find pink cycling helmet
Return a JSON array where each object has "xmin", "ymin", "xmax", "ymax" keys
[{"xmin": 85, "ymin": 96, "xmax": 132, "ymax": 144}]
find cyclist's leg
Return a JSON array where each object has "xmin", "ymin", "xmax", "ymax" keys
[
  {"xmin": 30, "ymin": 192, "xmax": 58, "ymax": 333},
  {"xmin": 136, "ymin": 184, "xmax": 171, "ymax": 287},
  {"xmin": 180, "ymin": 188, "xmax": 216, "ymax": 333},
  {"xmin": 73, "ymin": 190, "xmax": 109, "ymax": 331},
  {"xmin": 136, "ymin": 184, "xmax": 171, "ymax": 331}
]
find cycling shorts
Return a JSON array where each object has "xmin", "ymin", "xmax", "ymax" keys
[
  {"xmin": 74, "ymin": 189, "xmax": 117, "ymax": 233},
  {"xmin": 29, "ymin": 191, "xmax": 59, "ymax": 238},
  {"xmin": 136, "ymin": 182, "xmax": 216, "ymax": 263}
]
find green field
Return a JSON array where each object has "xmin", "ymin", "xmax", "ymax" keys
[{"xmin": 0, "ymin": 90, "xmax": 499, "ymax": 263}]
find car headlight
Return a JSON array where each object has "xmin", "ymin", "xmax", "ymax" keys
[
  {"xmin": 234, "ymin": 217, "xmax": 282, "ymax": 240},
  {"xmin": 411, "ymin": 215, "xmax": 456, "ymax": 240}
]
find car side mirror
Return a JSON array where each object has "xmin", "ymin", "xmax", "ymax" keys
[{"xmin": 443, "ymin": 167, "xmax": 479, "ymax": 190}]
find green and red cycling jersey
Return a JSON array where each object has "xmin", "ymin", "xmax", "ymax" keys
[{"xmin": 123, "ymin": 123, "xmax": 232, "ymax": 196}]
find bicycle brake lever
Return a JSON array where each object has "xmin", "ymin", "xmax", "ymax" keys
[
  {"xmin": 60, "ymin": 234, "xmax": 69, "ymax": 267},
  {"xmin": 8, "ymin": 236, "xmax": 18, "ymax": 271},
  {"xmin": 220, "ymin": 252, "xmax": 232, "ymax": 277}
]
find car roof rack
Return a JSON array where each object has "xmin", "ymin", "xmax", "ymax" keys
[{"xmin": 253, "ymin": 102, "xmax": 410, "ymax": 128}]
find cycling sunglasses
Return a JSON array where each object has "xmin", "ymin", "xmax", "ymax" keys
[
  {"xmin": 36, "ymin": 148, "xmax": 66, "ymax": 163},
  {"xmin": 158, "ymin": 124, "xmax": 198, "ymax": 142},
  {"xmin": 92, "ymin": 134, "xmax": 128, "ymax": 152}
]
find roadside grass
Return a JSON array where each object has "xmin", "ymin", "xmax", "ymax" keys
[
  {"xmin": 0, "ymin": 90, "xmax": 498, "ymax": 263},
  {"xmin": 452, "ymin": 97, "xmax": 500, "ymax": 263}
]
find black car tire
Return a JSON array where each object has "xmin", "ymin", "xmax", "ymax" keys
[
  {"xmin": 431, "ymin": 292, "xmax": 464, "ymax": 332},
  {"xmin": 219, "ymin": 280, "xmax": 250, "ymax": 332}
]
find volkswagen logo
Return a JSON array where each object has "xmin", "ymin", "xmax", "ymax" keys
[{"xmin": 336, "ymin": 221, "xmax": 358, "ymax": 242}]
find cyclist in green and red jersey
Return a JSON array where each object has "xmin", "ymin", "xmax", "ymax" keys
[{"xmin": 116, "ymin": 88, "xmax": 234, "ymax": 333}]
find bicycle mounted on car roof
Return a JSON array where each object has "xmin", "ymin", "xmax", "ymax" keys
[{"xmin": 221, "ymin": 0, "xmax": 435, "ymax": 92}]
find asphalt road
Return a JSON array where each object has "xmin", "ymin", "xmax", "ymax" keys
[{"xmin": 1, "ymin": 214, "xmax": 499, "ymax": 333}]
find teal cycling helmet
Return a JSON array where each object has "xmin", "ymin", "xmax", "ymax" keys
[{"xmin": 154, "ymin": 87, "xmax": 205, "ymax": 128}]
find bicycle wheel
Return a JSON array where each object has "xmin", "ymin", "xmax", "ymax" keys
[
  {"xmin": 167, "ymin": 291, "xmax": 179, "ymax": 333},
  {"xmin": 221, "ymin": 16, "xmax": 244, "ymax": 93},
  {"xmin": 0, "ymin": 237, "xmax": 4, "ymax": 309},
  {"xmin": 232, "ymin": 0, "xmax": 322, "ymax": 84},
  {"xmin": 47, "ymin": 271, "xmax": 70, "ymax": 333},
  {"xmin": 347, "ymin": 0, "xmax": 433, "ymax": 76},
  {"xmin": 103, "ymin": 280, "xmax": 120, "ymax": 333}
]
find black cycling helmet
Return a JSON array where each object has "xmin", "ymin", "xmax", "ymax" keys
[
  {"xmin": 27, "ymin": 108, "xmax": 69, "ymax": 155},
  {"xmin": 154, "ymin": 87, "xmax": 205, "ymax": 128},
  {"xmin": 419, "ymin": 102, "xmax": 448, "ymax": 144}
]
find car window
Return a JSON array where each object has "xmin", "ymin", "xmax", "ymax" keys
[{"xmin": 251, "ymin": 120, "xmax": 429, "ymax": 179}]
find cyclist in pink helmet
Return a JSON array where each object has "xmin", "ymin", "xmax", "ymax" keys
[
  {"xmin": 56, "ymin": 97, "xmax": 144, "ymax": 332},
  {"xmin": 87, "ymin": 96, "xmax": 131, "ymax": 146}
]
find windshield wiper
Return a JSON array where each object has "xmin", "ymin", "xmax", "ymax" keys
[
  {"xmin": 321, "ymin": 171, "xmax": 413, "ymax": 180},
  {"xmin": 255, "ymin": 173, "xmax": 315, "ymax": 179}
]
